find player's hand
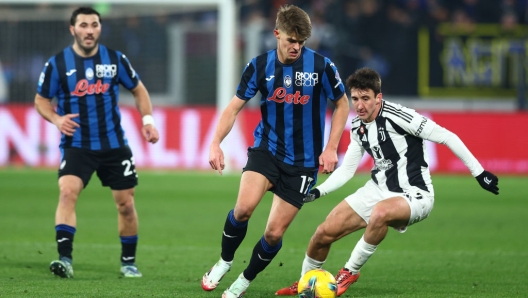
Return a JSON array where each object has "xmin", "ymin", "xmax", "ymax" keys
[
  {"xmin": 318, "ymin": 149, "xmax": 338, "ymax": 174},
  {"xmin": 209, "ymin": 143, "xmax": 225, "ymax": 175},
  {"xmin": 55, "ymin": 113, "xmax": 80, "ymax": 136},
  {"xmin": 476, "ymin": 170, "xmax": 499, "ymax": 195},
  {"xmin": 303, "ymin": 188, "xmax": 321, "ymax": 203},
  {"xmin": 142, "ymin": 124, "xmax": 159, "ymax": 144}
]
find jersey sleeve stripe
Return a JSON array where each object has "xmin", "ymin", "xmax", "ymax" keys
[{"xmin": 383, "ymin": 106, "xmax": 413, "ymax": 123}]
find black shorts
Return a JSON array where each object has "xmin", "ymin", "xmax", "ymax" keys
[
  {"xmin": 58, "ymin": 146, "xmax": 138, "ymax": 190},
  {"xmin": 243, "ymin": 148, "xmax": 318, "ymax": 209}
]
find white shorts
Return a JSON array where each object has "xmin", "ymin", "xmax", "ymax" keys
[{"xmin": 344, "ymin": 180, "xmax": 434, "ymax": 233}]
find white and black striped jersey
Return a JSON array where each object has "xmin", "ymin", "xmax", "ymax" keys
[{"xmin": 317, "ymin": 100, "xmax": 484, "ymax": 196}]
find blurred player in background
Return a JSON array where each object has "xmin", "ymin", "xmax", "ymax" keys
[
  {"xmin": 276, "ymin": 67, "xmax": 499, "ymax": 296},
  {"xmin": 34, "ymin": 7, "xmax": 159, "ymax": 278},
  {"xmin": 202, "ymin": 4, "xmax": 350, "ymax": 298}
]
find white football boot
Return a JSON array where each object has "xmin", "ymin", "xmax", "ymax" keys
[
  {"xmin": 222, "ymin": 273, "xmax": 250, "ymax": 298},
  {"xmin": 201, "ymin": 258, "xmax": 232, "ymax": 291}
]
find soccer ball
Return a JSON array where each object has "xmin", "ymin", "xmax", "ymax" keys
[{"xmin": 297, "ymin": 269, "xmax": 337, "ymax": 298}]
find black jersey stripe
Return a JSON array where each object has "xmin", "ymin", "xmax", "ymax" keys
[
  {"xmin": 93, "ymin": 52, "xmax": 111, "ymax": 150},
  {"xmin": 40, "ymin": 62, "xmax": 54, "ymax": 99},
  {"xmin": 383, "ymin": 109, "xmax": 412, "ymax": 123},
  {"xmin": 273, "ymin": 58, "xmax": 286, "ymax": 162},
  {"xmin": 73, "ymin": 54, "xmax": 90, "ymax": 149},
  {"xmin": 112, "ymin": 51, "xmax": 126, "ymax": 147},
  {"xmin": 405, "ymin": 135, "xmax": 429, "ymax": 192},
  {"xmin": 376, "ymin": 117, "xmax": 403, "ymax": 192},
  {"xmin": 292, "ymin": 54, "xmax": 305, "ymax": 166},
  {"xmin": 311, "ymin": 54, "xmax": 325, "ymax": 166},
  {"xmin": 256, "ymin": 54, "xmax": 269, "ymax": 150},
  {"xmin": 383, "ymin": 104, "xmax": 413, "ymax": 122},
  {"xmin": 237, "ymin": 62, "xmax": 255, "ymax": 99},
  {"xmin": 386, "ymin": 117, "xmax": 429, "ymax": 192}
]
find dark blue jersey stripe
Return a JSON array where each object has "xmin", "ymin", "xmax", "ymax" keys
[
  {"xmin": 300, "ymin": 50, "xmax": 315, "ymax": 166},
  {"xmin": 291, "ymin": 53, "xmax": 305, "ymax": 166}
]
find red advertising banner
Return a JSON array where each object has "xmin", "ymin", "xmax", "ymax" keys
[{"xmin": 1, "ymin": 105, "xmax": 527, "ymax": 174}]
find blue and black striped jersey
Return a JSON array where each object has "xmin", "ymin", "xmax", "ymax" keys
[
  {"xmin": 37, "ymin": 45, "xmax": 139, "ymax": 150},
  {"xmin": 237, "ymin": 47, "xmax": 345, "ymax": 168}
]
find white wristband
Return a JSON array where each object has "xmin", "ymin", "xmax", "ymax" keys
[{"xmin": 142, "ymin": 115, "xmax": 155, "ymax": 126}]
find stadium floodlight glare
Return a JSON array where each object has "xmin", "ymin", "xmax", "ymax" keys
[{"xmin": 10, "ymin": 0, "xmax": 236, "ymax": 111}]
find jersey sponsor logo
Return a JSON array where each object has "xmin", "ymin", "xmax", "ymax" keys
[
  {"xmin": 96, "ymin": 64, "xmax": 117, "ymax": 78},
  {"xmin": 284, "ymin": 75, "xmax": 292, "ymax": 88},
  {"xmin": 71, "ymin": 79, "xmax": 110, "ymax": 97},
  {"xmin": 372, "ymin": 146, "xmax": 394, "ymax": 170},
  {"xmin": 415, "ymin": 117, "xmax": 428, "ymax": 136},
  {"xmin": 267, "ymin": 87, "xmax": 310, "ymax": 105},
  {"xmin": 85, "ymin": 67, "xmax": 94, "ymax": 80},
  {"xmin": 265, "ymin": 75, "xmax": 275, "ymax": 82},
  {"xmin": 375, "ymin": 158, "xmax": 394, "ymax": 171},
  {"xmin": 295, "ymin": 72, "xmax": 318, "ymax": 86}
]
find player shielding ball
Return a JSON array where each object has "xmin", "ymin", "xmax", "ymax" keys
[
  {"xmin": 202, "ymin": 4, "xmax": 350, "ymax": 298},
  {"xmin": 276, "ymin": 67, "xmax": 499, "ymax": 296},
  {"xmin": 34, "ymin": 7, "xmax": 159, "ymax": 278}
]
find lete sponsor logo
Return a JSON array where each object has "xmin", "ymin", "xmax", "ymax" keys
[
  {"xmin": 267, "ymin": 88, "xmax": 310, "ymax": 105},
  {"xmin": 71, "ymin": 79, "xmax": 110, "ymax": 97}
]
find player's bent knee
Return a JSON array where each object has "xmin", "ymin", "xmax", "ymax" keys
[
  {"xmin": 233, "ymin": 207, "xmax": 253, "ymax": 221},
  {"xmin": 312, "ymin": 225, "xmax": 335, "ymax": 246},
  {"xmin": 117, "ymin": 200, "xmax": 135, "ymax": 215},
  {"xmin": 369, "ymin": 207, "xmax": 390, "ymax": 226}
]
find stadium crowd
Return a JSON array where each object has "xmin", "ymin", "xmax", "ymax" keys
[{"xmin": 0, "ymin": 0, "xmax": 526, "ymax": 103}]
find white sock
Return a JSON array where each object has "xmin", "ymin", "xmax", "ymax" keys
[
  {"xmin": 301, "ymin": 253, "xmax": 325, "ymax": 278},
  {"xmin": 344, "ymin": 235, "xmax": 377, "ymax": 274},
  {"xmin": 219, "ymin": 258, "xmax": 233, "ymax": 268}
]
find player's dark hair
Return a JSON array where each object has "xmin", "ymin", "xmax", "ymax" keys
[
  {"xmin": 275, "ymin": 4, "xmax": 311, "ymax": 40},
  {"xmin": 346, "ymin": 67, "xmax": 382, "ymax": 96},
  {"xmin": 70, "ymin": 7, "xmax": 101, "ymax": 26}
]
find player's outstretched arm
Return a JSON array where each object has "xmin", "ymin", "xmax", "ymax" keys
[
  {"xmin": 305, "ymin": 134, "xmax": 365, "ymax": 203},
  {"xmin": 426, "ymin": 125, "xmax": 499, "ymax": 195},
  {"xmin": 209, "ymin": 96, "xmax": 247, "ymax": 175}
]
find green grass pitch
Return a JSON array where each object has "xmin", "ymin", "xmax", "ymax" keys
[{"xmin": 0, "ymin": 169, "xmax": 526, "ymax": 297}]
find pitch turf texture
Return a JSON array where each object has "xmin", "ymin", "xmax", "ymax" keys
[{"xmin": 0, "ymin": 169, "xmax": 526, "ymax": 298}]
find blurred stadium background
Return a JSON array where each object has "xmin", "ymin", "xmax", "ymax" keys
[{"xmin": 0, "ymin": 0, "xmax": 527, "ymax": 172}]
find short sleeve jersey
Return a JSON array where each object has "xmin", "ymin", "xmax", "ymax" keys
[
  {"xmin": 37, "ymin": 45, "xmax": 139, "ymax": 150},
  {"xmin": 236, "ymin": 47, "xmax": 345, "ymax": 168}
]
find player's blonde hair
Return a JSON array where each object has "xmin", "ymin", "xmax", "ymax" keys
[{"xmin": 275, "ymin": 4, "xmax": 312, "ymax": 40}]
